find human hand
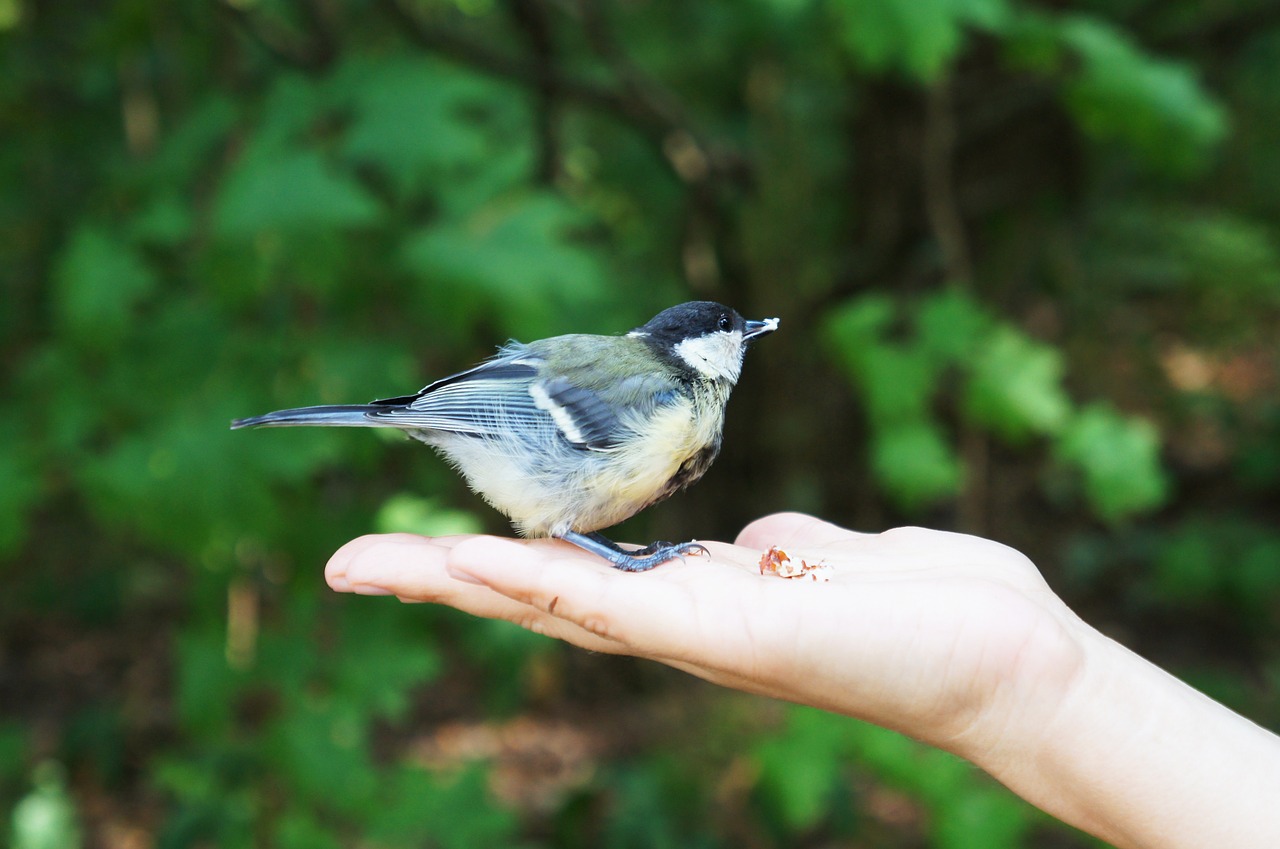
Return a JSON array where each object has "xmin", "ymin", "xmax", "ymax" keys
[
  {"xmin": 324, "ymin": 512, "xmax": 1086, "ymax": 760},
  {"xmin": 326, "ymin": 513, "xmax": 1280, "ymax": 848}
]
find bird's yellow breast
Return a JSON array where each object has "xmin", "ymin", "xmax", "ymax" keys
[{"xmin": 426, "ymin": 380, "xmax": 731, "ymax": 538}]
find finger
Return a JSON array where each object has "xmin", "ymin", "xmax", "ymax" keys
[
  {"xmin": 327, "ymin": 533, "xmax": 525, "ymax": 617},
  {"xmin": 327, "ymin": 533, "xmax": 491, "ymax": 597},
  {"xmin": 329, "ymin": 534, "xmax": 648, "ymax": 652},
  {"xmin": 446, "ymin": 536, "xmax": 754, "ymax": 660},
  {"xmin": 327, "ymin": 533, "xmax": 428, "ymax": 593},
  {"xmin": 736, "ymin": 512, "xmax": 873, "ymax": 550}
]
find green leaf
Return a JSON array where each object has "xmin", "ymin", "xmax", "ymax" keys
[
  {"xmin": 334, "ymin": 605, "xmax": 442, "ymax": 722},
  {"xmin": 401, "ymin": 192, "xmax": 608, "ymax": 338},
  {"xmin": 1055, "ymin": 404, "xmax": 1169, "ymax": 522},
  {"xmin": 932, "ymin": 786, "xmax": 1032, "ymax": 849},
  {"xmin": 1161, "ymin": 208, "xmax": 1280, "ymax": 304},
  {"xmin": 915, "ymin": 289, "xmax": 993, "ymax": 365},
  {"xmin": 214, "ymin": 149, "xmax": 380, "ymax": 238},
  {"xmin": 334, "ymin": 56, "xmax": 503, "ymax": 197},
  {"xmin": 374, "ymin": 494, "xmax": 484, "ymax": 538},
  {"xmin": 1058, "ymin": 15, "xmax": 1227, "ymax": 173},
  {"xmin": 1000, "ymin": 9, "xmax": 1065, "ymax": 73},
  {"xmin": 1154, "ymin": 520, "xmax": 1280, "ymax": 617},
  {"xmin": 823, "ymin": 294, "xmax": 896, "ymax": 376},
  {"xmin": 11, "ymin": 762, "xmax": 81, "ymax": 849},
  {"xmin": 371, "ymin": 766, "xmax": 518, "ymax": 849},
  {"xmin": 264, "ymin": 699, "xmax": 378, "ymax": 812},
  {"xmin": 251, "ymin": 73, "xmax": 330, "ymax": 153},
  {"xmin": 174, "ymin": 628, "xmax": 241, "ymax": 735},
  {"xmin": 850, "ymin": 720, "xmax": 970, "ymax": 802},
  {"xmin": 272, "ymin": 809, "xmax": 344, "ymax": 849},
  {"xmin": 128, "ymin": 194, "xmax": 193, "ymax": 247},
  {"xmin": 753, "ymin": 708, "xmax": 846, "ymax": 830},
  {"xmin": 52, "ymin": 226, "xmax": 158, "ymax": 349},
  {"xmin": 871, "ymin": 419, "xmax": 964, "ymax": 508},
  {"xmin": 143, "ymin": 94, "xmax": 238, "ymax": 188},
  {"xmin": 831, "ymin": 0, "xmax": 1010, "ymax": 80},
  {"xmin": 963, "ymin": 327, "xmax": 1071, "ymax": 441},
  {"xmin": 855, "ymin": 344, "xmax": 940, "ymax": 425}
]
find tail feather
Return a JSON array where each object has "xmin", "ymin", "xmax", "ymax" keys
[{"xmin": 231, "ymin": 404, "xmax": 393, "ymax": 429}]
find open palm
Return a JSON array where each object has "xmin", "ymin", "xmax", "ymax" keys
[{"xmin": 326, "ymin": 512, "xmax": 1084, "ymax": 755}]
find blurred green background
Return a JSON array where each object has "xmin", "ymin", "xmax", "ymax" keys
[{"xmin": 3, "ymin": 0, "xmax": 1279, "ymax": 846}]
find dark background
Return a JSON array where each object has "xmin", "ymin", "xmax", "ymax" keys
[{"xmin": 3, "ymin": 0, "xmax": 1279, "ymax": 846}]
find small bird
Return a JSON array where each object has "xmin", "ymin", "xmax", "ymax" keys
[{"xmin": 233, "ymin": 301, "xmax": 779, "ymax": 571}]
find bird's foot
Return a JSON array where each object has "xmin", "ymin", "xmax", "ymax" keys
[{"xmin": 558, "ymin": 531, "xmax": 709, "ymax": 573}]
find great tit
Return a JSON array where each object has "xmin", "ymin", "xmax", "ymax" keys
[{"xmin": 232, "ymin": 301, "xmax": 779, "ymax": 571}]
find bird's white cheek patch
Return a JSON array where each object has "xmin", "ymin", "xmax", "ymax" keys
[{"xmin": 673, "ymin": 332, "xmax": 745, "ymax": 382}]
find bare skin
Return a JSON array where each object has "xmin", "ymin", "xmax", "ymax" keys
[{"xmin": 326, "ymin": 512, "xmax": 1280, "ymax": 849}]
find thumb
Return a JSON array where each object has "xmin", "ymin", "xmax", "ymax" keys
[{"xmin": 736, "ymin": 512, "xmax": 865, "ymax": 550}]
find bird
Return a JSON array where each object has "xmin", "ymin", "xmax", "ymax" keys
[{"xmin": 232, "ymin": 301, "xmax": 779, "ymax": 571}]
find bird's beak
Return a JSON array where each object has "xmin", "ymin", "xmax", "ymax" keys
[{"xmin": 744, "ymin": 317, "xmax": 780, "ymax": 340}]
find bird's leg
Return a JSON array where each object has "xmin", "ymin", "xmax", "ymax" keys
[
  {"xmin": 585, "ymin": 532, "xmax": 676, "ymax": 557},
  {"xmin": 557, "ymin": 531, "xmax": 709, "ymax": 573}
]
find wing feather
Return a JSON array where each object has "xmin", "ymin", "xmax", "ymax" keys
[{"xmin": 366, "ymin": 344, "xmax": 686, "ymax": 451}]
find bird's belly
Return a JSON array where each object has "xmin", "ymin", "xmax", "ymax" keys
[{"xmin": 419, "ymin": 400, "xmax": 723, "ymax": 537}]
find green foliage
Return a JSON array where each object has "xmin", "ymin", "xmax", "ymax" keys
[
  {"xmin": 1056, "ymin": 14, "xmax": 1228, "ymax": 174},
  {"xmin": 370, "ymin": 766, "xmax": 520, "ymax": 849},
  {"xmin": 10, "ymin": 763, "xmax": 81, "ymax": 849},
  {"xmin": 825, "ymin": 290, "xmax": 1169, "ymax": 519},
  {"xmin": 753, "ymin": 707, "xmax": 846, "ymax": 831},
  {"xmin": 3, "ymin": 1, "xmax": 1277, "ymax": 847},
  {"xmin": 215, "ymin": 148, "xmax": 381, "ymax": 238},
  {"xmin": 832, "ymin": 0, "xmax": 1011, "ymax": 80},
  {"xmin": 870, "ymin": 420, "xmax": 967, "ymax": 510},
  {"xmin": 375, "ymin": 494, "xmax": 486, "ymax": 537},
  {"xmin": 401, "ymin": 191, "xmax": 612, "ymax": 338},
  {"xmin": 1079, "ymin": 201, "xmax": 1280, "ymax": 340},
  {"xmin": 964, "ymin": 328, "xmax": 1070, "ymax": 441},
  {"xmin": 0, "ymin": 417, "xmax": 43, "ymax": 557},
  {"xmin": 1055, "ymin": 404, "xmax": 1169, "ymax": 523},
  {"xmin": 52, "ymin": 226, "xmax": 158, "ymax": 351},
  {"xmin": 334, "ymin": 56, "xmax": 506, "ymax": 199},
  {"xmin": 1155, "ymin": 519, "xmax": 1280, "ymax": 622},
  {"xmin": 754, "ymin": 707, "xmax": 1037, "ymax": 848},
  {"xmin": 829, "ymin": 0, "xmax": 1018, "ymax": 80},
  {"xmin": 1000, "ymin": 9, "xmax": 1228, "ymax": 173}
]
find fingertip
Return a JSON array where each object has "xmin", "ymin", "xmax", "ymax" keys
[
  {"xmin": 325, "ymin": 533, "xmax": 381, "ymax": 592},
  {"xmin": 736, "ymin": 512, "xmax": 864, "ymax": 550},
  {"xmin": 735, "ymin": 512, "xmax": 818, "ymax": 548},
  {"xmin": 325, "ymin": 532, "xmax": 436, "ymax": 593}
]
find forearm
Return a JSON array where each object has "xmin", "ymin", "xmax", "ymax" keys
[{"xmin": 982, "ymin": 625, "xmax": 1280, "ymax": 849}]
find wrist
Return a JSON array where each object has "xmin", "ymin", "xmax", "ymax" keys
[
  {"xmin": 968, "ymin": 619, "xmax": 1280, "ymax": 849},
  {"xmin": 971, "ymin": 622, "xmax": 1127, "ymax": 840},
  {"xmin": 921, "ymin": 591, "xmax": 1093, "ymax": 772}
]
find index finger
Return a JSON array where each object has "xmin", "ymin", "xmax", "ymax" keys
[{"xmin": 736, "ymin": 512, "xmax": 873, "ymax": 550}]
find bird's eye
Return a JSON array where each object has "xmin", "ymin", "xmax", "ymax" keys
[{"xmin": 718, "ymin": 314, "xmax": 732, "ymax": 331}]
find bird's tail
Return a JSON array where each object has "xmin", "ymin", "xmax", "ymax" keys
[{"xmin": 231, "ymin": 405, "xmax": 395, "ymax": 430}]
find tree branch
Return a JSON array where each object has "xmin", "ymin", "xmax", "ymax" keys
[
  {"xmin": 505, "ymin": 0, "xmax": 561, "ymax": 183},
  {"xmin": 921, "ymin": 77, "xmax": 972, "ymax": 285}
]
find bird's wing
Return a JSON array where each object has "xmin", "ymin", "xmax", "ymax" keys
[
  {"xmin": 365, "ymin": 356, "xmax": 545, "ymax": 437},
  {"xmin": 530, "ymin": 371, "xmax": 683, "ymax": 450},
  {"xmin": 365, "ymin": 351, "xmax": 679, "ymax": 451}
]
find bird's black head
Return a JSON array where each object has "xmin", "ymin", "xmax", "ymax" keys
[{"xmin": 631, "ymin": 301, "xmax": 779, "ymax": 382}]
